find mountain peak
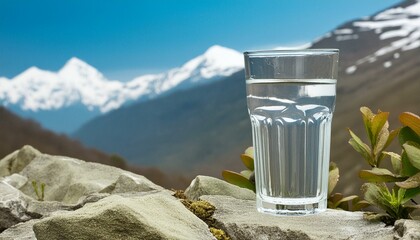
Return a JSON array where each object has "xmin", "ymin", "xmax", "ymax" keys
[
  {"xmin": 65, "ymin": 57, "xmax": 90, "ymax": 67},
  {"xmin": 15, "ymin": 66, "xmax": 55, "ymax": 80},
  {"xmin": 203, "ymin": 45, "xmax": 242, "ymax": 60},
  {"xmin": 59, "ymin": 57, "xmax": 98, "ymax": 75}
]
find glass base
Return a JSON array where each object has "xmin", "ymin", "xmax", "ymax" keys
[{"xmin": 257, "ymin": 197, "xmax": 327, "ymax": 216}]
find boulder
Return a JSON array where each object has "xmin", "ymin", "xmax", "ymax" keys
[
  {"xmin": 394, "ymin": 219, "xmax": 420, "ymax": 240},
  {"xmin": 0, "ymin": 182, "xmax": 31, "ymax": 232},
  {"xmin": 201, "ymin": 195, "xmax": 396, "ymax": 240},
  {"xmin": 17, "ymin": 154, "xmax": 164, "ymax": 204},
  {"xmin": 185, "ymin": 175, "xmax": 255, "ymax": 200},
  {"xmin": 0, "ymin": 219, "xmax": 39, "ymax": 240},
  {"xmin": 0, "ymin": 146, "xmax": 41, "ymax": 177},
  {"xmin": 33, "ymin": 193, "xmax": 216, "ymax": 240}
]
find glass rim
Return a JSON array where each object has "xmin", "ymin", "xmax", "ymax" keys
[{"xmin": 244, "ymin": 49, "xmax": 339, "ymax": 57}]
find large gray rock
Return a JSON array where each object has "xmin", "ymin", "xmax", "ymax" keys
[
  {"xmin": 18, "ymin": 154, "xmax": 164, "ymax": 204},
  {"xmin": 202, "ymin": 195, "xmax": 395, "ymax": 240},
  {"xmin": 0, "ymin": 219, "xmax": 39, "ymax": 240},
  {"xmin": 33, "ymin": 193, "xmax": 216, "ymax": 240},
  {"xmin": 0, "ymin": 146, "xmax": 41, "ymax": 178},
  {"xmin": 394, "ymin": 219, "xmax": 420, "ymax": 240},
  {"xmin": 185, "ymin": 175, "xmax": 255, "ymax": 201},
  {"xmin": 0, "ymin": 182, "xmax": 31, "ymax": 232}
]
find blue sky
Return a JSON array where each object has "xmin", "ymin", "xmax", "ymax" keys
[{"xmin": 0, "ymin": 0, "xmax": 401, "ymax": 81}]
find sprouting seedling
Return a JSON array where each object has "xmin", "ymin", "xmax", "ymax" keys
[{"xmin": 31, "ymin": 181, "xmax": 45, "ymax": 201}]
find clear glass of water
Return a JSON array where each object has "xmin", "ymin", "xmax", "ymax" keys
[{"xmin": 244, "ymin": 49, "xmax": 339, "ymax": 215}]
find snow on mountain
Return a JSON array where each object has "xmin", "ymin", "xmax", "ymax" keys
[
  {"xmin": 128, "ymin": 45, "xmax": 243, "ymax": 98},
  {"xmin": 330, "ymin": 0, "xmax": 420, "ymax": 74},
  {"xmin": 0, "ymin": 45, "xmax": 243, "ymax": 113}
]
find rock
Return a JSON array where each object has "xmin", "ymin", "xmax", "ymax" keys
[
  {"xmin": 0, "ymin": 219, "xmax": 39, "ymax": 240},
  {"xmin": 18, "ymin": 154, "xmax": 164, "ymax": 204},
  {"xmin": 0, "ymin": 146, "xmax": 41, "ymax": 177},
  {"xmin": 0, "ymin": 182, "xmax": 31, "ymax": 232},
  {"xmin": 100, "ymin": 172, "xmax": 160, "ymax": 194},
  {"xmin": 33, "ymin": 193, "xmax": 216, "ymax": 240},
  {"xmin": 185, "ymin": 175, "xmax": 255, "ymax": 201},
  {"xmin": 394, "ymin": 219, "xmax": 420, "ymax": 240},
  {"xmin": 201, "ymin": 195, "xmax": 395, "ymax": 240},
  {"xmin": 2, "ymin": 174, "xmax": 28, "ymax": 189},
  {"xmin": 0, "ymin": 179, "xmax": 77, "ymax": 231}
]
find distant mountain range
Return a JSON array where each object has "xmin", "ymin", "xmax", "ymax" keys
[
  {"xmin": 0, "ymin": 45, "xmax": 243, "ymax": 133},
  {"xmin": 74, "ymin": 0, "xmax": 420, "ymax": 195}
]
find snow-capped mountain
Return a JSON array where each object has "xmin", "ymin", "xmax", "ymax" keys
[
  {"xmin": 75, "ymin": 0, "xmax": 420, "ymax": 196},
  {"xmin": 0, "ymin": 45, "xmax": 243, "ymax": 113},
  {"xmin": 0, "ymin": 45, "xmax": 243, "ymax": 133},
  {"xmin": 313, "ymin": 0, "xmax": 420, "ymax": 74}
]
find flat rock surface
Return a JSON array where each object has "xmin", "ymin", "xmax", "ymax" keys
[{"xmin": 202, "ymin": 195, "xmax": 396, "ymax": 240}]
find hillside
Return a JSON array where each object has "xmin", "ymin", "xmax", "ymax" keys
[
  {"xmin": 0, "ymin": 107, "xmax": 188, "ymax": 188},
  {"xmin": 312, "ymin": 0, "xmax": 420, "ymax": 194},
  {"xmin": 75, "ymin": 71, "xmax": 252, "ymax": 176}
]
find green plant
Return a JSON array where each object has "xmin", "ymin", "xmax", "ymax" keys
[
  {"xmin": 222, "ymin": 147, "xmax": 255, "ymax": 192},
  {"xmin": 31, "ymin": 181, "xmax": 45, "ymax": 201},
  {"xmin": 327, "ymin": 162, "xmax": 370, "ymax": 211},
  {"xmin": 348, "ymin": 107, "xmax": 420, "ymax": 221},
  {"xmin": 222, "ymin": 147, "xmax": 368, "ymax": 211}
]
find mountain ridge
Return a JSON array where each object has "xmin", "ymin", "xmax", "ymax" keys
[{"xmin": 0, "ymin": 45, "xmax": 243, "ymax": 133}]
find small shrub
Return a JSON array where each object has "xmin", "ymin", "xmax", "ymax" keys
[{"xmin": 348, "ymin": 107, "xmax": 420, "ymax": 222}]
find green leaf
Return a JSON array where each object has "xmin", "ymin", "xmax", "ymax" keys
[
  {"xmin": 403, "ymin": 141, "xmax": 420, "ymax": 170},
  {"xmin": 353, "ymin": 200, "xmax": 371, "ymax": 211},
  {"xmin": 396, "ymin": 172, "xmax": 420, "ymax": 189},
  {"xmin": 383, "ymin": 151, "xmax": 402, "ymax": 174},
  {"xmin": 403, "ymin": 205, "xmax": 420, "ymax": 217},
  {"xmin": 328, "ymin": 163, "xmax": 339, "ymax": 196},
  {"xmin": 384, "ymin": 129, "xmax": 400, "ymax": 149},
  {"xmin": 399, "ymin": 112, "xmax": 420, "ymax": 137},
  {"xmin": 361, "ymin": 183, "xmax": 394, "ymax": 216},
  {"xmin": 244, "ymin": 147, "xmax": 254, "ymax": 158},
  {"xmin": 401, "ymin": 187, "xmax": 420, "ymax": 203},
  {"xmin": 399, "ymin": 126, "xmax": 420, "ymax": 146},
  {"xmin": 334, "ymin": 195, "xmax": 359, "ymax": 209},
  {"xmin": 222, "ymin": 170, "xmax": 255, "ymax": 191},
  {"xmin": 401, "ymin": 151, "xmax": 420, "ymax": 177},
  {"xmin": 359, "ymin": 168, "xmax": 404, "ymax": 182},
  {"xmin": 329, "ymin": 193, "xmax": 344, "ymax": 206},
  {"xmin": 360, "ymin": 107, "xmax": 374, "ymax": 143},
  {"xmin": 348, "ymin": 129, "xmax": 374, "ymax": 166},
  {"xmin": 374, "ymin": 127, "xmax": 389, "ymax": 165},
  {"xmin": 371, "ymin": 111, "xmax": 389, "ymax": 146},
  {"xmin": 240, "ymin": 154, "xmax": 254, "ymax": 171},
  {"xmin": 240, "ymin": 170, "xmax": 253, "ymax": 180}
]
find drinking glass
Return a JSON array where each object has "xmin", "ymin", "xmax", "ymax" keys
[{"xmin": 244, "ymin": 49, "xmax": 339, "ymax": 215}]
